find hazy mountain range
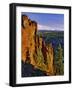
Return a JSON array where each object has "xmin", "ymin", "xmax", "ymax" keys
[{"xmin": 38, "ymin": 30, "xmax": 64, "ymax": 32}]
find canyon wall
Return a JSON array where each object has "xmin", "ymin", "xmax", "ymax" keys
[{"xmin": 21, "ymin": 15, "xmax": 54, "ymax": 75}]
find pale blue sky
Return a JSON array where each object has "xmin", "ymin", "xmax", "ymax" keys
[{"xmin": 22, "ymin": 12, "xmax": 64, "ymax": 31}]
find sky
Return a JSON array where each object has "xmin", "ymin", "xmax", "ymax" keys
[{"xmin": 22, "ymin": 12, "xmax": 64, "ymax": 31}]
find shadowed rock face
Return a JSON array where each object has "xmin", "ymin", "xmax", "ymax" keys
[
  {"xmin": 21, "ymin": 15, "xmax": 54, "ymax": 76},
  {"xmin": 22, "ymin": 61, "xmax": 47, "ymax": 77}
]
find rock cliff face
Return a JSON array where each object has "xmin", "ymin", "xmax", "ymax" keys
[{"xmin": 21, "ymin": 15, "xmax": 54, "ymax": 75}]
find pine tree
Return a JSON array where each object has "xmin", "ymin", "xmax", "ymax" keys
[{"xmin": 55, "ymin": 43, "xmax": 64, "ymax": 75}]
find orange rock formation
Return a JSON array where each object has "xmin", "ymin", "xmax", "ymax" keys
[{"xmin": 21, "ymin": 15, "xmax": 54, "ymax": 75}]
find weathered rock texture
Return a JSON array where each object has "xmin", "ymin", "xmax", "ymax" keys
[{"xmin": 21, "ymin": 15, "xmax": 54, "ymax": 75}]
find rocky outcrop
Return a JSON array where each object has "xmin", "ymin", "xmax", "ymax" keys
[
  {"xmin": 21, "ymin": 15, "xmax": 54, "ymax": 75},
  {"xmin": 22, "ymin": 15, "xmax": 37, "ymax": 66}
]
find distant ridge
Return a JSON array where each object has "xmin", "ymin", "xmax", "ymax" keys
[{"xmin": 38, "ymin": 30, "xmax": 64, "ymax": 32}]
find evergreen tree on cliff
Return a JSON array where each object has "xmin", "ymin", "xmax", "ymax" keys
[{"xmin": 54, "ymin": 43, "xmax": 64, "ymax": 75}]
